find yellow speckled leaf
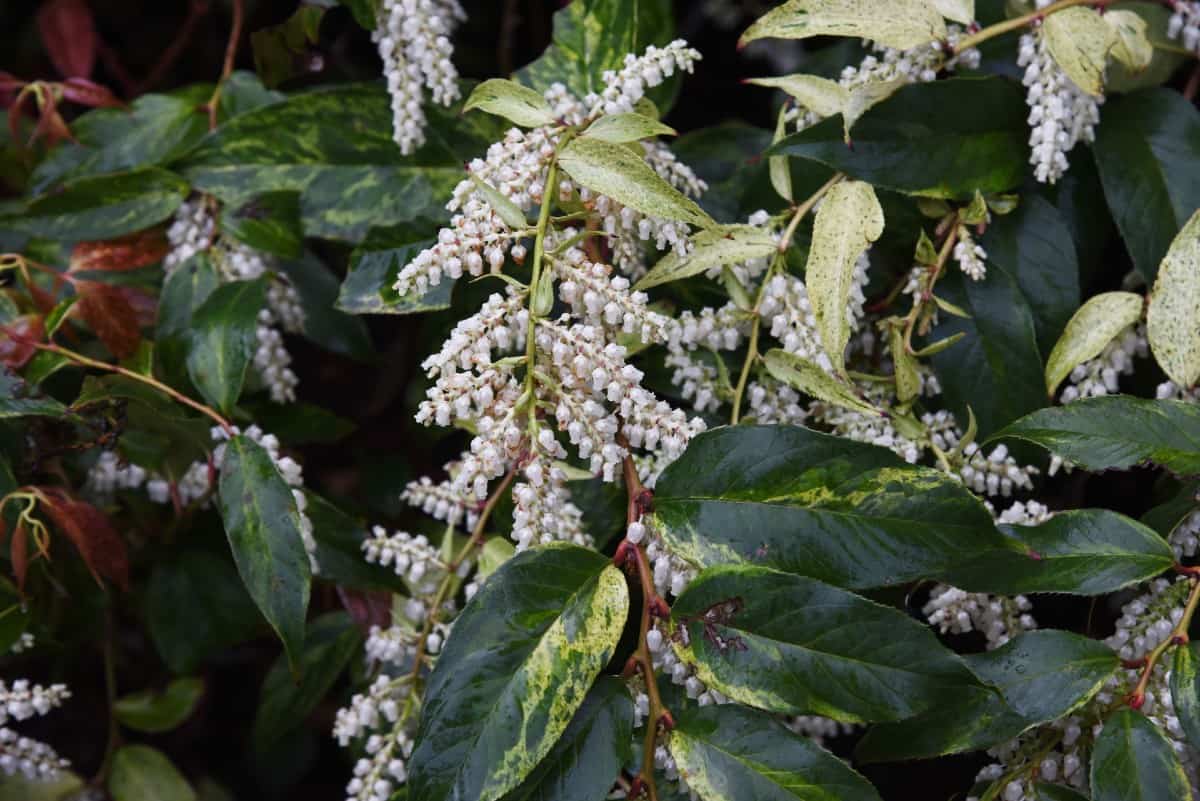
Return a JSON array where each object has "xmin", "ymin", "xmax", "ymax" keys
[
  {"xmin": 1045, "ymin": 291, "xmax": 1144, "ymax": 396},
  {"xmin": 1148, "ymin": 209, "xmax": 1200, "ymax": 389},
  {"xmin": 932, "ymin": 0, "xmax": 974, "ymax": 25},
  {"xmin": 1106, "ymin": 9, "xmax": 1153, "ymax": 71},
  {"xmin": 740, "ymin": 0, "xmax": 947, "ymax": 51},
  {"xmin": 1043, "ymin": 7, "xmax": 1116, "ymax": 96}
]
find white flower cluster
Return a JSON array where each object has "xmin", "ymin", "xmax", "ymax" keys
[
  {"xmin": 84, "ymin": 450, "xmax": 147, "ymax": 500},
  {"xmin": 400, "ymin": 475, "xmax": 480, "ymax": 532},
  {"xmin": 1171, "ymin": 505, "xmax": 1200, "ymax": 560},
  {"xmin": 164, "ymin": 198, "xmax": 304, "ymax": 404},
  {"xmin": 145, "ymin": 425, "xmax": 319, "ymax": 573},
  {"xmin": 373, "ymin": 0, "xmax": 464, "ymax": 154},
  {"xmin": 1156, "ymin": 379, "xmax": 1200, "ymax": 403},
  {"xmin": 9, "ymin": 633, "xmax": 33, "ymax": 654},
  {"xmin": 587, "ymin": 40, "xmax": 701, "ymax": 117},
  {"xmin": 1169, "ymin": 2, "xmax": 1200, "ymax": 54},
  {"xmin": 923, "ymin": 585, "xmax": 1036, "ymax": 650},
  {"xmin": 954, "ymin": 225, "xmax": 988, "ymax": 281},
  {"xmin": 363, "ymin": 527, "xmax": 443, "ymax": 593},
  {"xmin": 1059, "ymin": 325, "xmax": 1147, "ymax": 403},
  {"xmin": 784, "ymin": 27, "xmax": 981, "ymax": 132},
  {"xmin": 1017, "ymin": 12, "xmax": 1103, "ymax": 185},
  {"xmin": 0, "ymin": 680, "xmax": 70, "ymax": 781},
  {"xmin": 336, "ymin": 675, "xmax": 415, "ymax": 801},
  {"xmin": 787, "ymin": 715, "xmax": 857, "ymax": 747}
]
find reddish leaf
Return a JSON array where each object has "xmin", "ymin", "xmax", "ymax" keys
[
  {"xmin": 10, "ymin": 520, "xmax": 29, "ymax": 592},
  {"xmin": 32, "ymin": 97, "xmax": 73, "ymax": 147},
  {"xmin": 336, "ymin": 586, "xmax": 392, "ymax": 630},
  {"xmin": 74, "ymin": 282, "xmax": 140, "ymax": 359},
  {"xmin": 70, "ymin": 230, "xmax": 169, "ymax": 275},
  {"xmin": 37, "ymin": 0, "xmax": 97, "ymax": 79},
  {"xmin": 119, "ymin": 286, "xmax": 157, "ymax": 328},
  {"xmin": 60, "ymin": 77, "xmax": 123, "ymax": 109},
  {"xmin": 0, "ymin": 315, "xmax": 45, "ymax": 369},
  {"xmin": 35, "ymin": 487, "xmax": 129, "ymax": 591}
]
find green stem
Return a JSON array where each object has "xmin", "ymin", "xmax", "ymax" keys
[{"xmin": 523, "ymin": 157, "xmax": 564, "ymax": 423}]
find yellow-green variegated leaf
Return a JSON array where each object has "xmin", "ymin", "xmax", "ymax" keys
[
  {"xmin": 746, "ymin": 75, "xmax": 849, "ymax": 118},
  {"xmin": 932, "ymin": 0, "xmax": 974, "ymax": 25},
  {"xmin": 669, "ymin": 704, "xmax": 883, "ymax": 801},
  {"xmin": 1106, "ymin": 9, "xmax": 1154, "ymax": 71},
  {"xmin": 844, "ymin": 79, "xmax": 909, "ymax": 139},
  {"xmin": 763, "ymin": 349, "xmax": 882, "ymax": 417},
  {"xmin": 889, "ymin": 325, "xmax": 922, "ymax": 403},
  {"xmin": 1044, "ymin": 291, "xmax": 1144, "ymax": 396},
  {"xmin": 1091, "ymin": 709, "xmax": 1194, "ymax": 801},
  {"xmin": 408, "ymin": 544, "xmax": 629, "ymax": 801},
  {"xmin": 1148, "ymin": 209, "xmax": 1200, "ymax": 389},
  {"xmin": 582, "ymin": 112, "xmax": 676, "ymax": 143},
  {"xmin": 771, "ymin": 104, "xmax": 794, "ymax": 202},
  {"xmin": 1042, "ymin": 7, "xmax": 1116, "ymax": 97},
  {"xmin": 559, "ymin": 137, "xmax": 715, "ymax": 229},
  {"xmin": 636, "ymin": 226, "xmax": 778, "ymax": 290},
  {"xmin": 805, "ymin": 180, "xmax": 884, "ymax": 373},
  {"xmin": 740, "ymin": 0, "xmax": 947, "ymax": 51},
  {"xmin": 464, "ymin": 79, "xmax": 557, "ymax": 128}
]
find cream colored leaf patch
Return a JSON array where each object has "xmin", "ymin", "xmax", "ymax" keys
[
  {"xmin": 637, "ymin": 225, "xmax": 778, "ymax": 290},
  {"xmin": 1042, "ymin": 7, "xmax": 1116, "ymax": 96},
  {"xmin": 1045, "ymin": 291, "xmax": 1144, "ymax": 396},
  {"xmin": 763, "ymin": 349, "xmax": 881, "ymax": 416},
  {"xmin": 740, "ymin": 0, "xmax": 947, "ymax": 51},
  {"xmin": 1148, "ymin": 209, "xmax": 1200, "ymax": 389}
]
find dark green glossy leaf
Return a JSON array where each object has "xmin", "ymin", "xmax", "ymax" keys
[
  {"xmin": 1142, "ymin": 479, "xmax": 1200, "ymax": 539},
  {"xmin": 1090, "ymin": 708, "xmax": 1193, "ymax": 801},
  {"xmin": 1171, "ymin": 642, "xmax": 1200, "ymax": 751},
  {"xmin": 672, "ymin": 123, "xmax": 775, "ymax": 222},
  {"xmin": 770, "ymin": 78, "xmax": 1027, "ymax": 199},
  {"xmin": 651, "ymin": 425, "xmax": 1013, "ymax": 589},
  {"xmin": 994, "ymin": 396, "xmax": 1200, "ymax": 475},
  {"xmin": 114, "ymin": 677, "xmax": 205, "ymax": 734},
  {"xmin": 178, "ymin": 84, "xmax": 495, "ymax": 242},
  {"xmin": 339, "ymin": 232, "xmax": 452, "ymax": 314},
  {"xmin": 217, "ymin": 435, "xmax": 311, "ymax": 668},
  {"xmin": 278, "ymin": 251, "xmax": 374, "ymax": 361},
  {"xmin": 186, "ymin": 278, "xmax": 266, "ymax": 414},
  {"xmin": 501, "ymin": 677, "xmax": 633, "ymax": 801},
  {"xmin": 241, "ymin": 400, "xmax": 356, "ymax": 445},
  {"xmin": 253, "ymin": 611, "xmax": 362, "ymax": 753},
  {"xmin": 303, "ymin": 492, "xmax": 406, "ymax": 593},
  {"xmin": 927, "ymin": 267, "xmax": 1045, "ymax": 439},
  {"xmin": 250, "ymin": 4, "xmax": 329, "ymax": 89},
  {"xmin": 1093, "ymin": 89, "xmax": 1200, "ymax": 283},
  {"xmin": 0, "ymin": 587, "xmax": 31, "ymax": 655},
  {"xmin": 3, "ymin": 168, "xmax": 189, "ymax": 240},
  {"xmin": 668, "ymin": 704, "xmax": 882, "ymax": 801},
  {"xmin": 338, "ymin": 0, "xmax": 377, "ymax": 29},
  {"xmin": 670, "ymin": 565, "xmax": 979, "ymax": 722},
  {"xmin": 409, "ymin": 543, "xmax": 629, "ymax": 801},
  {"xmin": 217, "ymin": 70, "xmax": 286, "ymax": 119},
  {"xmin": 220, "ymin": 192, "xmax": 303, "ymax": 259},
  {"xmin": 157, "ymin": 253, "xmax": 220, "ymax": 338},
  {"xmin": 108, "ymin": 745, "xmax": 196, "ymax": 801},
  {"xmin": 982, "ymin": 195, "xmax": 1080, "ymax": 356},
  {"xmin": 1034, "ymin": 784, "xmax": 1090, "ymax": 801},
  {"xmin": 938, "ymin": 510, "xmax": 1175, "ymax": 595},
  {"xmin": 0, "ymin": 369, "xmax": 68, "ymax": 419},
  {"xmin": 857, "ymin": 630, "xmax": 1118, "ymax": 762},
  {"xmin": 145, "ymin": 549, "xmax": 265, "ymax": 674}
]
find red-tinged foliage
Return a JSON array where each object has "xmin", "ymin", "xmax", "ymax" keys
[
  {"xmin": 60, "ymin": 77, "xmax": 124, "ymax": 109},
  {"xmin": 0, "ymin": 315, "xmax": 45, "ymax": 369},
  {"xmin": 9, "ymin": 520, "xmax": 30, "ymax": 593},
  {"xmin": 73, "ymin": 282, "xmax": 141, "ymax": 359},
  {"xmin": 70, "ymin": 230, "xmax": 169, "ymax": 275},
  {"xmin": 336, "ymin": 586, "xmax": 392, "ymax": 630},
  {"xmin": 33, "ymin": 486, "xmax": 130, "ymax": 591},
  {"xmin": 36, "ymin": 0, "xmax": 98, "ymax": 79}
]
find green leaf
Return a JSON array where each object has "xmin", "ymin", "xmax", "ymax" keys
[
  {"xmin": 668, "ymin": 704, "xmax": 883, "ymax": 801},
  {"xmin": 558, "ymin": 137, "xmax": 715, "ymax": 229},
  {"xmin": 1090, "ymin": 708, "xmax": 1194, "ymax": 801},
  {"xmin": 469, "ymin": 174, "xmax": 529, "ymax": 230},
  {"xmin": 477, "ymin": 537, "xmax": 516, "ymax": 581},
  {"xmin": 927, "ymin": 268, "xmax": 1045, "ymax": 439},
  {"xmin": 762, "ymin": 349, "xmax": 881, "ymax": 416},
  {"xmin": 746, "ymin": 75, "xmax": 848, "ymax": 118},
  {"xmin": 671, "ymin": 565, "xmax": 979, "ymax": 722},
  {"xmin": 1042, "ymin": 7, "xmax": 1115, "ymax": 96},
  {"xmin": 739, "ymin": 0, "xmax": 946, "ymax": 50},
  {"xmin": 146, "ymin": 549, "xmax": 265, "ymax": 674},
  {"xmin": 250, "ymin": 3, "xmax": 329, "ymax": 89},
  {"xmin": 339, "ymin": 231, "xmax": 453, "ymax": 315},
  {"xmin": 464, "ymin": 79, "xmax": 557, "ymax": 128},
  {"xmin": 408, "ymin": 543, "xmax": 629, "ymax": 801},
  {"xmin": 1172, "ymin": 642, "xmax": 1200, "ymax": 751},
  {"xmin": 637, "ymin": 225, "xmax": 777, "ymax": 290},
  {"xmin": 241, "ymin": 400, "xmax": 356, "ymax": 445},
  {"xmin": 337, "ymin": 0, "xmax": 377, "ymax": 29},
  {"xmin": 805, "ymin": 180, "xmax": 883, "ymax": 372},
  {"xmin": 582, "ymin": 112, "xmax": 675, "ymax": 144},
  {"xmin": 1148, "ymin": 208, "xmax": 1200, "ymax": 388},
  {"xmin": 1106, "ymin": 9, "xmax": 1154, "ymax": 71},
  {"xmin": 219, "ymin": 192, "xmax": 303, "ymax": 259},
  {"xmin": 114, "ymin": 677, "xmax": 205, "ymax": 734},
  {"xmin": 1093, "ymin": 89, "xmax": 1200, "ymax": 283},
  {"xmin": 770, "ymin": 104, "xmax": 794, "ymax": 203},
  {"xmin": 303, "ymin": 492, "xmax": 408, "ymax": 593},
  {"xmin": 500, "ymin": 677, "xmax": 633, "ymax": 801},
  {"xmin": 515, "ymin": 0, "xmax": 675, "ymax": 104},
  {"xmin": 771, "ymin": 77, "xmax": 1027, "ymax": 199},
  {"xmin": 673, "ymin": 123, "xmax": 776, "ymax": 222},
  {"xmin": 1034, "ymin": 784, "xmax": 1090, "ymax": 801},
  {"xmin": 932, "ymin": 0, "xmax": 974, "ymax": 24},
  {"xmin": 217, "ymin": 435, "xmax": 312, "ymax": 668},
  {"xmin": 3, "ymin": 168, "xmax": 189, "ymax": 240},
  {"xmin": 857, "ymin": 630, "xmax": 1118, "ymax": 762},
  {"xmin": 994, "ymin": 396, "xmax": 1200, "ymax": 475},
  {"xmin": 278, "ymin": 251, "xmax": 375, "ymax": 362},
  {"xmin": 253, "ymin": 611, "xmax": 363, "ymax": 753},
  {"xmin": 981, "ymin": 194, "xmax": 1081, "ymax": 359},
  {"xmin": 178, "ymin": 84, "xmax": 494, "ymax": 242},
  {"xmin": 938, "ymin": 509, "xmax": 1175, "ymax": 595},
  {"xmin": 109, "ymin": 746, "xmax": 196, "ymax": 801},
  {"xmin": 1045, "ymin": 291, "xmax": 1144, "ymax": 396},
  {"xmin": 157, "ymin": 253, "xmax": 220, "ymax": 338},
  {"xmin": 889, "ymin": 325, "xmax": 921, "ymax": 404},
  {"xmin": 186, "ymin": 278, "xmax": 266, "ymax": 414},
  {"xmin": 0, "ymin": 369, "xmax": 69, "ymax": 419},
  {"xmin": 651, "ymin": 425, "xmax": 1013, "ymax": 589}
]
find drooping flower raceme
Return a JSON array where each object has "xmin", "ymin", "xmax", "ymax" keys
[
  {"xmin": 0, "ymin": 679, "xmax": 70, "ymax": 781},
  {"xmin": 373, "ymin": 0, "xmax": 465, "ymax": 154}
]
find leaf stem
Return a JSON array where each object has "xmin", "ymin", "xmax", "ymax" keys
[
  {"xmin": 30, "ymin": 341, "xmax": 235, "ymax": 435},
  {"xmin": 902, "ymin": 217, "xmax": 959, "ymax": 356},
  {"xmin": 1128, "ymin": 576, "xmax": 1200, "ymax": 708},
  {"xmin": 952, "ymin": 0, "xmax": 1108, "ymax": 54},
  {"xmin": 204, "ymin": 0, "xmax": 245, "ymax": 129}
]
